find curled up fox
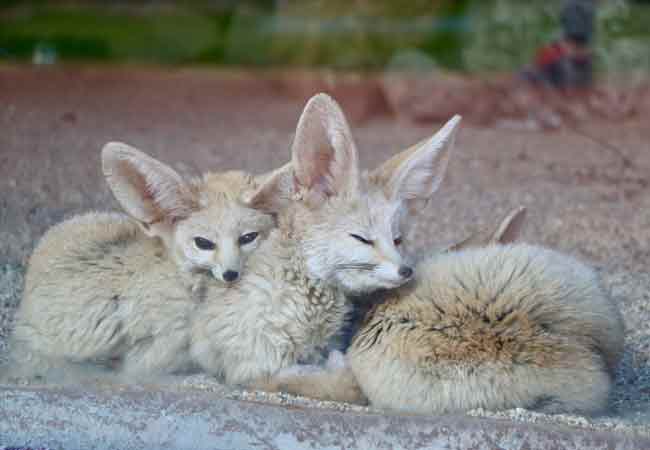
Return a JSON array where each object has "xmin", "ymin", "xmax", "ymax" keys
[{"xmin": 6, "ymin": 94, "xmax": 624, "ymax": 416}]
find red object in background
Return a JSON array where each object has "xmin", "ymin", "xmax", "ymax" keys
[{"xmin": 535, "ymin": 42, "xmax": 569, "ymax": 69}]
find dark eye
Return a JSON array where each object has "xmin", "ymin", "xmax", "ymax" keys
[
  {"xmin": 394, "ymin": 237, "xmax": 403, "ymax": 246},
  {"xmin": 238, "ymin": 231, "xmax": 259, "ymax": 246},
  {"xmin": 194, "ymin": 237, "xmax": 216, "ymax": 251},
  {"xmin": 349, "ymin": 234, "xmax": 373, "ymax": 245}
]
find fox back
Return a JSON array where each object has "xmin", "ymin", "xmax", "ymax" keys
[
  {"xmin": 11, "ymin": 211, "xmax": 196, "ymax": 381},
  {"xmin": 349, "ymin": 244, "xmax": 624, "ymax": 415}
]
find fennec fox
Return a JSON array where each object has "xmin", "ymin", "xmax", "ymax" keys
[
  {"xmin": 103, "ymin": 143, "xmax": 271, "ymax": 284},
  {"xmin": 254, "ymin": 206, "xmax": 529, "ymax": 400},
  {"xmin": 349, "ymin": 244, "xmax": 624, "ymax": 415},
  {"xmin": 7, "ymin": 145, "xmax": 274, "ymax": 381},
  {"xmin": 338, "ymin": 207, "xmax": 529, "ymax": 351},
  {"xmin": 7, "ymin": 93, "xmax": 460, "ymax": 385},
  {"xmin": 261, "ymin": 210, "xmax": 624, "ymax": 415},
  {"xmin": 189, "ymin": 94, "xmax": 460, "ymax": 385}
]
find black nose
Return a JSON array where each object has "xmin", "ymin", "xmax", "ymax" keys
[
  {"xmin": 222, "ymin": 270, "xmax": 239, "ymax": 282},
  {"xmin": 398, "ymin": 266, "xmax": 413, "ymax": 279}
]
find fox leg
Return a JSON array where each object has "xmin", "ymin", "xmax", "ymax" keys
[
  {"xmin": 119, "ymin": 329, "xmax": 192, "ymax": 380},
  {"xmin": 251, "ymin": 351, "xmax": 367, "ymax": 405},
  {"xmin": 1, "ymin": 342, "xmax": 114, "ymax": 385}
]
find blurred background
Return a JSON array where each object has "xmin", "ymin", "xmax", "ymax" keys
[
  {"xmin": 1, "ymin": 0, "xmax": 648, "ymax": 73},
  {"xmin": 1, "ymin": 0, "xmax": 649, "ymax": 128}
]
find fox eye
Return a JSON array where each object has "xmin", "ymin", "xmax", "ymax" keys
[
  {"xmin": 394, "ymin": 237, "xmax": 403, "ymax": 246},
  {"xmin": 194, "ymin": 237, "xmax": 216, "ymax": 251},
  {"xmin": 238, "ymin": 231, "xmax": 259, "ymax": 246},
  {"xmin": 350, "ymin": 234, "xmax": 374, "ymax": 245}
]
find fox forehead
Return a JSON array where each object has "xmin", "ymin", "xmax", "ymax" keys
[
  {"xmin": 364, "ymin": 187, "xmax": 404, "ymax": 236},
  {"xmin": 180, "ymin": 170, "xmax": 273, "ymax": 237},
  {"xmin": 323, "ymin": 184, "xmax": 404, "ymax": 237},
  {"xmin": 186, "ymin": 202, "xmax": 271, "ymax": 236},
  {"xmin": 198, "ymin": 170, "xmax": 257, "ymax": 205}
]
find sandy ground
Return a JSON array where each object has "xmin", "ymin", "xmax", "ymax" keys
[{"xmin": 1, "ymin": 65, "xmax": 650, "ymax": 435}]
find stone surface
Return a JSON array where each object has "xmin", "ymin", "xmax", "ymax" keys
[{"xmin": 2, "ymin": 384, "xmax": 650, "ymax": 450}]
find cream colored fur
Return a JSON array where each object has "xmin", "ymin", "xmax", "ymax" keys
[
  {"xmin": 191, "ymin": 95, "xmax": 459, "ymax": 385},
  {"xmin": 349, "ymin": 244, "xmax": 624, "ymax": 415},
  {"xmin": 266, "ymin": 242, "xmax": 624, "ymax": 415},
  {"xmin": 252, "ymin": 207, "xmax": 529, "ymax": 405},
  {"xmin": 259, "ymin": 207, "xmax": 624, "ymax": 416},
  {"xmin": 7, "ymin": 94, "xmax": 460, "ymax": 386},
  {"xmin": 102, "ymin": 144, "xmax": 272, "ymax": 284},
  {"xmin": 6, "ymin": 148, "xmax": 275, "ymax": 382}
]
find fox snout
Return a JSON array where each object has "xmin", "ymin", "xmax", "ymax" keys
[
  {"xmin": 374, "ymin": 239, "xmax": 413, "ymax": 284},
  {"xmin": 222, "ymin": 270, "xmax": 240, "ymax": 282},
  {"xmin": 398, "ymin": 265, "xmax": 413, "ymax": 279},
  {"xmin": 374, "ymin": 262, "xmax": 414, "ymax": 285},
  {"xmin": 210, "ymin": 240, "xmax": 242, "ymax": 284},
  {"xmin": 211, "ymin": 265, "xmax": 241, "ymax": 283}
]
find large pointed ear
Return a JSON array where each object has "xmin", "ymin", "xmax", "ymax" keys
[
  {"xmin": 371, "ymin": 115, "xmax": 461, "ymax": 202},
  {"xmin": 444, "ymin": 206, "xmax": 527, "ymax": 253},
  {"xmin": 291, "ymin": 93, "xmax": 359, "ymax": 204},
  {"xmin": 243, "ymin": 162, "xmax": 293, "ymax": 213},
  {"xmin": 102, "ymin": 142, "xmax": 199, "ymax": 227},
  {"xmin": 489, "ymin": 206, "xmax": 526, "ymax": 245}
]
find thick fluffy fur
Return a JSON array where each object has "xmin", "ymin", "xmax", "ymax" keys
[
  {"xmin": 347, "ymin": 244, "xmax": 624, "ymax": 415},
  {"xmin": 7, "ymin": 94, "xmax": 458, "ymax": 386},
  {"xmin": 6, "ymin": 169, "xmax": 275, "ymax": 382},
  {"xmin": 260, "ymin": 212, "xmax": 624, "ymax": 416},
  {"xmin": 189, "ymin": 227, "xmax": 350, "ymax": 384},
  {"xmin": 194, "ymin": 95, "xmax": 459, "ymax": 384}
]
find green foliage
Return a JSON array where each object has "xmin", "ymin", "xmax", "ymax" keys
[
  {"xmin": 463, "ymin": 0, "xmax": 560, "ymax": 73},
  {"xmin": 0, "ymin": 6, "xmax": 221, "ymax": 63},
  {"xmin": 462, "ymin": 0, "xmax": 650, "ymax": 74},
  {"xmin": 595, "ymin": 1, "xmax": 650, "ymax": 77},
  {"xmin": 235, "ymin": 0, "xmax": 471, "ymax": 70},
  {"xmin": 0, "ymin": 0, "xmax": 648, "ymax": 74}
]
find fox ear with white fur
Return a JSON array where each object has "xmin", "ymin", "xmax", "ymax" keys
[
  {"xmin": 243, "ymin": 162, "xmax": 293, "ymax": 213},
  {"xmin": 490, "ymin": 206, "xmax": 526, "ymax": 245},
  {"xmin": 372, "ymin": 115, "xmax": 461, "ymax": 202},
  {"xmin": 102, "ymin": 142, "xmax": 198, "ymax": 235},
  {"xmin": 444, "ymin": 206, "xmax": 527, "ymax": 253},
  {"xmin": 291, "ymin": 93, "xmax": 359, "ymax": 205}
]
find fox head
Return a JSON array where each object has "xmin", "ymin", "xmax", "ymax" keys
[
  {"xmin": 102, "ymin": 144, "xmax": 274, "ymax": 284},
  {"xmin": 246, "ymin": 94, "xmax": 460, "ymax": 295}
]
